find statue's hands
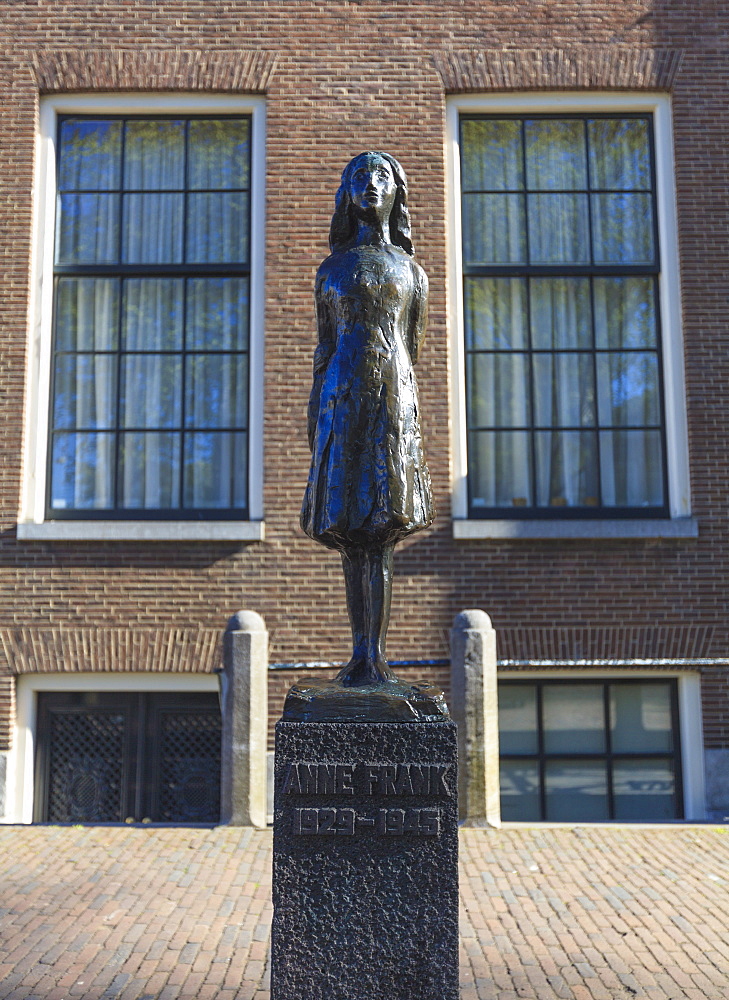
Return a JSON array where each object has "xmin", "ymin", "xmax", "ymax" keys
[{"xmin": 312, "ymin": 342, "xmax": 332, "ymax": 376}]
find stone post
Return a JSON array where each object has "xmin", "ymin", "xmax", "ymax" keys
[
  {"xmin": 450, "ymin": 609, "xmax": 501, "ymax": 827},
  {"xmin": 219, "ymin": 610, "xmax": 268, "ymax": 828}
]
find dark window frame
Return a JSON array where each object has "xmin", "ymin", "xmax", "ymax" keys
[
  {"xmin": 460, "ymin": 112, "xmax": 670, "ymax": 520},
  {"xmin": 47, "ymin": 113, "xmax": 252, "ymax": 521},
  {"xmin": 498, "ymin": 677, "xmax": 684, "ymax": 822}
]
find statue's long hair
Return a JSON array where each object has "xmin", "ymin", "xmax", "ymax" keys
[{"xmin": 329, "ymin": 151, "xmax": 414, "ymax": 256}]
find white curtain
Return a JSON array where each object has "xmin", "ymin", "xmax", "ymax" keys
[
  {"xmin": 466, "ymin": 276, "xmax": 662, "ymax": 509},
  {"xmin": 594, "ymin": 278, "xmax": 662, "ymax": 507},
  {"xmin": 51, "ymin": 278, "xmax": 116, "ymax": 509},
  {"xmin": 466, "ymin": 278, "xmax": 531, "ymax": 507}
]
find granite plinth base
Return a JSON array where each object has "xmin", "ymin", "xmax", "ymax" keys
[{"xmin": 271, "ymin": 721, "xmax": 458, "ymax": 1000}]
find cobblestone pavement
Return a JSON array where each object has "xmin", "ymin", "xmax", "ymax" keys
[{"xmin": 0, "ymin": 825, "xmax": 728, "ymax": 1000}]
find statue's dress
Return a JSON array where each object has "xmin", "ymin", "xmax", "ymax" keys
[{"xmin": 301, "ymin": 243, "xmax": 435, "ymax": 551}]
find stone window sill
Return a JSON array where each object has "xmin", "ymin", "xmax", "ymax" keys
[
  {"xmin": 452, "ymin": 518, "xmax": 698, "ymax": 540},
  {"xmin": 16, "ymin": 520, "xmax": 265, "ymax": 542}
]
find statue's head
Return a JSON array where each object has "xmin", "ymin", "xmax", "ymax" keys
[{"xmin": 329, "ymin": 151, "xmax": 414, "ymax": 256}]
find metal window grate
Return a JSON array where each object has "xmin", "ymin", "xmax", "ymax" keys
[
  {"xmin": 157, "ymin": 710, "xmax": 222, "ymax": 823},
  {"xmin": 46, "ymin": 711, "xmax": 126, "ymax": 823}
]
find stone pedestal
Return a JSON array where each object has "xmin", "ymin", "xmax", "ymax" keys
[{"xmin": 272, "ymin": 721, "xmax": 459, "ymax": 1000}]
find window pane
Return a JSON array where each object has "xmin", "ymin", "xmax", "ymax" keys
[
  {"xmin": 188, "ymin": 278, "xmax": 249, "ymax": 351},
  {"xmin": 499, "ymin": 685, "xmax": 538, "ymax": 754},
  {"xmin": 600, "ymin": 429, "xmax": 664, "ymax": 507},
  {"xmin": 543, "ymin": 685, "xmax": 605, "ymax": 753},
  {"xmin": 533, "ymin": 354, "xmax": 595, "ymax": 428},
  {"xmin": 588, "ymin": 119, "xmax": 650, "ymax": 190},
  {"xmin": 124, "ymin": 120, "xmax": 185, "ymax": 190},
  {"xmin": 500, "ymin": 761, "xmax": 540, "ymax": 821},
  {"xmin": 613, "ymin": 760, "xmax": 678, "ymax": 820},
  {"xmin": 465, "ymin": 278, "xmax": 527, "ymax": 351},
  {"xmin": 120, "ymin": 355, "xmax": 182, "ymax": 428},
  {"xmin": 122, "ymin": 194, "xmax": 184, "ymax": 263},
  {"xmin": 184, "ymin": 431, "xmax": 247, "ymax": 508},
  {"xmin": 597, "ymin": 352, "xmax": 659, "ymax": 427},
  {"xmin": 122, "ymin": 279, "xmax": 184, "ymax": 351},
  {"xmin": 56, "ymin": 278, "xmax": 118, "ymax": 351},
  {"xmin": 530, "ymin": 278, "xmax": 591, "ymax": 350},
  {"xmin": 525, "ymin": 120, "xmax": 587, "ymax": 190},
  {"xmin": 119, "ymin": 432, "xmax": 180, "ymax": 509},
  {"xmin": 59, "ymin": 120, "xmax": 122, "ymax": 191},
  {"xmin": 461, "ymin": 119, "xmax": 523, "ymax": 191},
  {"xmin": 56, "ymin": 193, "xmax": 119, "ymax": 264},
  {"xmin": 468, "ymin": 354, "xmax": 530, "ymax": 427},
  {"xmin": 50, "ymin": 432, "xmax": 114, "ymax": 510},
  {"xmin": 185, "ymin": 355, "xmax": 248, "ymax": 429},
  {"xmin": 463, "ymin": 193, "xmax": 525, "ymax": 265},
  {"xmin": 535, "ymin": 431, "xmax": 598, "ymax": 508},
  {"xmin": 594, "ymin": 277, "xmax": 656, "ymax": 349},
  {"xmin": 545, "ymin": 761, "xmax": 609, "ymax": 821},
  {"xmin": 468, "ymin": 430, "xmax": 531, "ymax": 509},
  {"xmin": 528, "ymin": 194, "xmax": 589, "ymax": 264},
  {"xmin": 53, "ymin": 355, "xmax": 116, "ymax": 430},
  {"xmin": 591, "ymin": 193, "xmax": 654, "ymax": 264},
  {"xmin": 611, "ymin": 683, "xmax": 674, "ymax": 753},
  {"xmin": 187, "ymin": 192, "xmax": 249, "ymax": 263},
  {"xmin": 188, "ymin": 119, "xmax": 250, "ymax": 190}
]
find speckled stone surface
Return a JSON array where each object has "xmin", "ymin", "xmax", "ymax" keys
[{"xmin": 271, "ymin": 721, "xmax": 459, "ymax": 1000}]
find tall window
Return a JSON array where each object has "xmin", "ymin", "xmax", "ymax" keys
[
  {"xmin": 461, "ymin": 115, "xmax": 667, "ymax": 518},
  {"xmin": 49, "ymin": 116, "xmax": 251, "ymax": 518}
]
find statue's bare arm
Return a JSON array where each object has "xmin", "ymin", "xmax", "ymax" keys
[{"xmin": 307, "ymin": 269, "xmax": 336, "ymax": 451}]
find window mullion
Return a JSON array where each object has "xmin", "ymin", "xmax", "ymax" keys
[
  {"xmin": 113, "ymin": 122, "xmax": 128, "ymax": 511},
  {"xmin": 604, "ymin": 682, "xmax": 615, "ymax": 820},
  {"xmin": 180, "ymin": 121, "xmax": 190, "ymax": 511},
  {"xmin": 519, "ymin": 120, "xmax": 539, "ymax": 511},
  {"xmin": 536, "ymin": 682, "xmax": 547, "ymax": 821}
]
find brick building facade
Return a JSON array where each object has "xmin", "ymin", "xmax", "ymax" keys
[{"xmin": 0, "ymin": 1, "xmax": 727, "ymax": 823}]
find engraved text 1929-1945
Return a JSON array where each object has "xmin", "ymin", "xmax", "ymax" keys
[{"xmin": 282, "ymin": 760, "xmax": 450, "ymax": 837}]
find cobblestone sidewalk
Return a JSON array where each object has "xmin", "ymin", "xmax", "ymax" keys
[{"xmin": 0, "ymin": 824, "xmax": 728, "ymax": 999}]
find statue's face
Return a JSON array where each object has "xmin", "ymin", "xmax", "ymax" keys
[{"xmin": 348, "ymin": 154, "xmax": 397, "ymax": 221}]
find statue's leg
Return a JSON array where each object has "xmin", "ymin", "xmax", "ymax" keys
[
  {"xmin": 336, "ymin": 543, "xmax": 395, "ymax": 686},
  {"xmin": 340, "ymin": 547, "xmax": 367, "ymax": 674},
  {"xmin": 365, "ymin": 541, "xmax": 394, "ymax": 673}
]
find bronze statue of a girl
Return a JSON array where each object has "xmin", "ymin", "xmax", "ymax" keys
[{"xmin": 287, "ymin": 152, "xmax": 447, "ymax": 721}]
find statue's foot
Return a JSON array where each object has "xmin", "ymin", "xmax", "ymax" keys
[{"xmin": 335, "ymin": 654, "xmax": 395, "ymax": 688}]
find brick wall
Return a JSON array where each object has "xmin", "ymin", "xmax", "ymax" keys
[{"xmin": 0, "ymin": 2, "xmax": 727, "ymax": 749}]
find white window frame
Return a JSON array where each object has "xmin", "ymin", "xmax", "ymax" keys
[
  {"xmin": 497, "ymin": 668, "xmax": 706, "ymax": 822},
  {"xmin": 18, "ymin": 93, "xmax": 266, "ymax": 542},
  {"xmin": 447, "ymin": 92, "xmax": 695, "ymax": 540},
  {"xmin": 5, "ymin": 671, "xmax": 218, "ymax": 824}
]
